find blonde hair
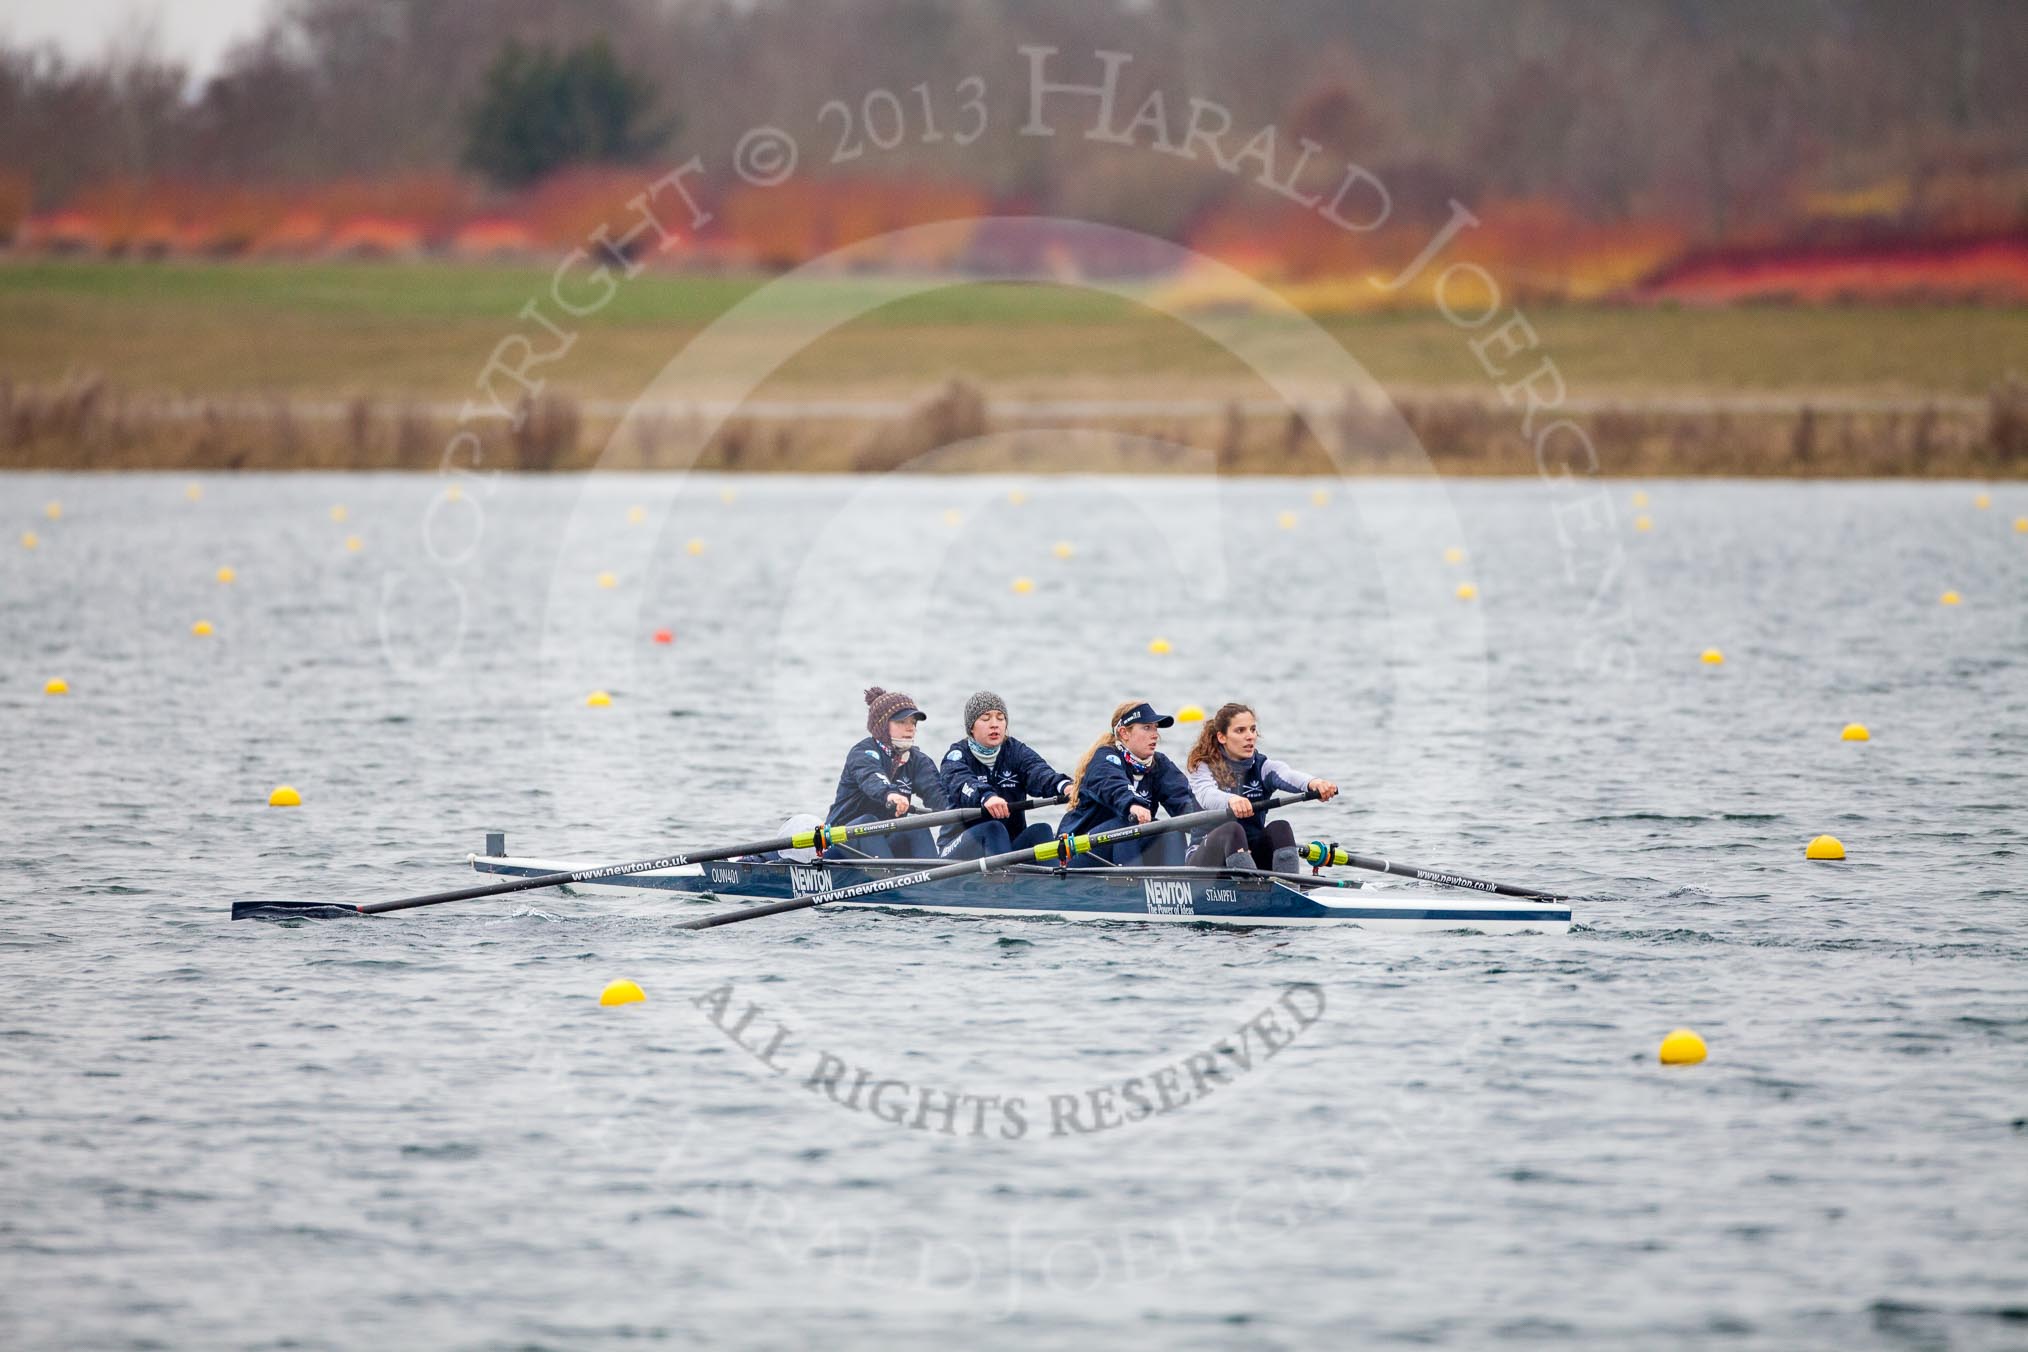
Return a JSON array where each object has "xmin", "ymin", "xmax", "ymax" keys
[
  {"xmin": 1186, "ymin": 702, "xmax": 1257, "ymax": 791},
  {"xmin": 1067, "ymin": 700, "xmax": 1146, "ymax": 809}
]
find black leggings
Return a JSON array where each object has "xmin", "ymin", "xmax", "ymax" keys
[{"xmin": 1188, "ymin": 817, "xmax": 1296, "ymax": 869}]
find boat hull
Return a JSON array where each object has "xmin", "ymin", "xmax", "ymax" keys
[{"xmin": 467, "ymin": 850, "xmax": 1572, "ymax": 934}]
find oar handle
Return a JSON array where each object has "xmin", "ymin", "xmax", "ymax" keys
[
  {"xmin": 1299, "ymin": 843, "xmax": 1564, "ymax": 902},
  {"xmin": 681, "ymin": 791, "xmax": 1314, "ymax": 931}
]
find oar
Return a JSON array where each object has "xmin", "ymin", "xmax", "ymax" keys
[
  {"xmin": 231, "ymin": 796, "xmax": 1066, "ymax": 921},
  {"xmin": 1297, "ymin": 842, "xmax": 1565, "ymax": 901},
  {"xmin": 681, "ymin": 791, "xmax": 1317, "ymax": 931}
]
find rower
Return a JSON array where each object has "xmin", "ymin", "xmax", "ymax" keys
[
  {"xmin": 824, "ymin": 687, "xmax": 949, "ymax": 858},
  {"xmin": 1059, "ymin": 700, "xmax": 1198, "ymax": 867},
  {"xmin": 937, "ymin": 691, "xmax": 1074, "ymax": 860},
  {"xmin": 1183, "ymin": 702, "xmax": 1338, "ymax": 873}
]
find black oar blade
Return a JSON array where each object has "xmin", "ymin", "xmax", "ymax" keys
[{"xmin": 232, "ymin": 899, "xmax": 366, "ymax": 921}]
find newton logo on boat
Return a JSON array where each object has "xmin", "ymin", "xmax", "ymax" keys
[
  {"xmin": 1143, "ymin": 879, "xmax": 1196, "ymax": 915},
  {"xmin": 789, "ymin": 864, "xmax": 834, "ymax": 896}
]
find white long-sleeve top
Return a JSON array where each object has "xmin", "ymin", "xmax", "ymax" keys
[{"xmin": 1187, "ymin": 755, "xmax": 1314, "ymax": 811}]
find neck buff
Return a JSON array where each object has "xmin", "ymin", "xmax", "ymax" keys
[
  {"xmin": 887, "ymin": 732, "xmax": 915, "ymax": 756},
  {"xmin": 968, "ymin": 738, "xmax": 1003, "ymax": 767},
  {"xmin": 1114, "ymin": 736, "xmax": 1152, "ymax": 772}
]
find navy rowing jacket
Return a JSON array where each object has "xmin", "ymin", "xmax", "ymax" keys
[
  {"xmin": 1060, "ymin": 746, "xmax": 1198, "ymax": 837},
  {"xmin": 826, "ymin": 737, "xmax": 951, "ymax": 825},
  {"xmin": 935, "ymin": 737, "xmax": 1073, "ymax": 847}
]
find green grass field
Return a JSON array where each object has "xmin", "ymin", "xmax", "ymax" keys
[{"xmin": 2, "ymin": 259, "xmax": 2025, "ymax": 401}]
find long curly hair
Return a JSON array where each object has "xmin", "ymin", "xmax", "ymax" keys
[
  {"xmin": 1066, "ymin": 700, "xmax": 1146, "ymax": 809},
  {"xmin": 1185, "ymin": 702, "xmax": 1257, "ymax": 790}
]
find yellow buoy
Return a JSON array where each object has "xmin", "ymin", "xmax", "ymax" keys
[
  {"xmin": 719, "ymin": 487, "xmax": 737, "ymax": 504},
  {"xmin": 596, "ymin": 570, "xmax": 618, "ymax": 589},
  {"xmin": 1633, "ymin": 514, "xmax": 1653, "ymax": 532},
  {"xmin": 329, "ymin": 504, "xmax": 348, "ymax": 523},
  {"xmin": 686, "ymin": 538, "xmax": 706, "ymax": 556},
  {"xmin": 1174, "ymin": 704, "xmax": 1206, "ymax": 722},
  {"xmin": 1839, "ymin": 723, "xmax": 1869, "ymax": 741},
  {"xmin": 1008, "ymin": 489, "xmax": 1028, "ymax": 506},
  {"xmin": 599, "ymin": 979, "xmax": 645, "ymax": 1007},
  {"xmin": 1276, "ymin": 511, "xmax": 1299, "ymax": 530},
  {"xmin": 268, "ymin": 785, "xmax": 302, "ymax": 808},
  {"xmin": 1052, "ymin": 541, "xmax": 1075, "ymax": 560},
  {"xmin": 1939, "ymin": 590, "xmax": 1961, "ymax": 606},
  {"xmin": 1010, "ymin": 576, "xmax": 1034, "ymax": 594},
  {"xmin": 344, "ymin": 535, "xmax": 363, "ymax": 553},
  {"xmin": 2015, "ymin": 516, "xmax": 2028, "ymax": 533},
  {"xmin": 586, "ymin": 690, "xmax": 613, "ymax": 707},
  {"xmin": 626, "ymin": 505, "xmax": 647, "ymax": 525},
  {"xmin": 1973, "ymin": 492, "xmax": 1991, "ymax": 509},
  {"xmin": 216, "ymin": 566, "xmax": 237, "ymax": 585},
  {"xmin": 1455, "ymin": 582, "xmax": 1478, "ymax": 601},
  {"xmin": 1700, "ymin": 648, "xmax": 1725, "ymax": 665},
  {"xmin": 1805, "ymin": 834, "xmax": 1845, "ymax": 860},
  {"xmin": 1658, "ymin": 1028, "xmax": 1706, "ymax": 1065},
  {"xmin": 44, "ymin": 677, "xmax": 68, "ymax": 696},
  {"xmin": 942, "ymin": 509, "xmax": 963, "ymax": 527},
  {"xmin": 1443, "ymin": 546, "xmax": 1465, "ymax": 565},
  {"xmin": 21, "ymin": 531, "xmax": 38, "ymax": 550},
  {"xmin": 1310, "ymin": 488, "xmax": 1330, "ymax": 507},
  {"xmin": 445, "ymin": 483, "xmax": 463, "ymax": 502},
  {"xmin": 1147, "ymin": 637, "xmax": 1173, "ymax": 655},
  {"xmin": 184, "ymin": 482, "xmax": 202, "ymax": 502},
  {"xmin": 43, "ymin": 500, "xmax": 61, "ymax": 520},
  {"xmin": 191, "ymin": 620, "xmax": 215, "ymax": 637},
  {"xmin": 1631, "ymin": 490, "xmax": 1650, "ymax": 508}
]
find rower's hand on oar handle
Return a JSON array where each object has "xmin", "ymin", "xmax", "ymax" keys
[
  {"xmin": 1308, "ymin": 779, "xmax": 1338, "ymax": 802},
  {"xmin": 1128, "ymin": 805, "xmax": 1153, "ymax": 824},
  {"xmin": 886, "ymin": 792, "xmax": 913, "ymax": 816},
  {"xmin": 1228, "ymin": 795, "xmax": 1254, "ymax": 819},
  {"xmin": 984, "ymin": 795, "xmax": 1011, "ymax": 820}
]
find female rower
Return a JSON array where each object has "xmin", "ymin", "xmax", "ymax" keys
[
  {"xmin": 1183, "ymin": 702, "xmax": 1338, "ymax": 873},
  {"xmin": 824, "ymin": 687, "xmax": 949, "ymax": 858},
  {"xmin": 1059, "ymin": 700, "xmax": 1200, "ymax": 866},
  {"xmin": 937, "ymin": 691, "xmax": 1074, "ymax": 860}
]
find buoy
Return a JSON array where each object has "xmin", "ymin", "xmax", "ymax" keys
[
  {"xmin": 686, "ymin": 538, "xmax": 705, "ymax": 556},
  {"xmin": 1052, "ymin": 541, "xmax": 1075, "ymax": 559},
  {"xmin": 626, "ymin": 505, "xmax": 647, "ymax": 525},
  {"xmin": 597, "ymin": 570, "xmax": 618, "ymax": 589},
  {"xmin": 43, "ymin": 500, "xmax": 61, "ymax": 520},
  {"xmin": 268, "ymin": 785, "xmax": 302, "ymax": 808},
  {"xmin": 1700, "ymin": 648, "xmax": 1725, "ymax": 665},
  {"xmin": 20, "ymin": 531, "xmax": 37, "ymax": 550},
  {"xmin": 184, "ymin": 482, "xmax": 202, "ymax": 502},
  {"xmin": 1011, "ymin": 576, "xmax": 1034, "ymax": 594},
  {"xmin": 1658, "ymin": 1028, "xmax": 1706, "ymax": 1065},
  {"xmin": 1973, "ymin": 492, "xmax": 1991, "ymax": 509},
  {"xmin": 344, "ymin": 535, "xmax": 363, "ymax": 552},
  {"xmin": 651, "ymin": 628, "xmax": 674, "ymax": 644},
  {"xmin": 329, "ymin": 504, "xmax": 348, "ymax": 523},
  {"xmin": 1634, "ymin": 514, "xmax": 1653, "ymax": 532},
  {"xmin": 1840, "ymin": 723, "xmax": 1869, "ymax": 741},
  {"xmin": 1175, "ymin": 704, "xmax": 1206, "ymax": 722},
  {"xmin": 445, "ymin": 483, "xmax": 463, "ymax": 502},
  {"xmin": 216, "ymin": 566, "xmax": 237, "ymax": 585},
  {"xmin": 1277, "ymin": 511, "xmax": 1298, "ymax": 530},
  {"xmin": 1008, "ymin": 489, "xmax": 1028, "ymax": 506},
  {"xmin": 44, "ymin": 678, "xmax": 68, "ymax": 696},
  {"xmin": 942, "ymin": 509, "xmax": 963, "ymax": 526},
  {"xmin": 1443, "ymin": 546, "xmax": 1465, "ymax": 565},
  {"xmin": 1455, "ymin": 582, "xmax": 1478, "ymax": 601},
  {"xmin": 2015, "ymin": 516, "xmax": 2028, "ymax": 533},
  {"xmin": 191, "ymin": 620, "xmax": 215, "ymax": 637},
  {"xmin": 599, "ymin": 979, "xmax": 645, "ymax": 1007},
  {"xmin": 586, "ymin": 690, "xmax": 613, "ymax": 707},
  {"xmin": 1940, "ymin": 590, "xmax": 1961, "ymax": 606},
  {"xmin": 719, "ymin": 487, "xmax": 737, "ymax": 504},
  {"xmin": 1805, "ymin": 834, "xmax": 1845, "ymax": 860},
  {"xmin": 1310, "ymin": 488, "xmax": 1330, "ymax": 507},
  {"xmin": 1147, "ymin": 637, "xmax": 1173, "ymax": 655},
  {"xmin": 1631, "ymin": 490, "xmax": 1650, "ymax": 508}
]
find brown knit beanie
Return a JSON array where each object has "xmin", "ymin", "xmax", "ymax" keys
[{"xmin": 864, "ymin": 686, "xmax": 926, "ymax": 738}]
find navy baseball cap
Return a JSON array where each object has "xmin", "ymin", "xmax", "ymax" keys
[{"xmin": 1115, "ymin": 701, "xmax": 1175, "ymax": 729}]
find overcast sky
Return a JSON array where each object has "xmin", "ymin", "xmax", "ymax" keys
[{"xmin": 0, "ymin": 0, "xmax": 273, "ymax": 78}]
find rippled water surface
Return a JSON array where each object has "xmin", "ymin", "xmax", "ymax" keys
[{"xmin": 3, "ymin": 472, "xmax": 2025, "ymax": 1350}]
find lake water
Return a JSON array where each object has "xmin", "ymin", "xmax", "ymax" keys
[{"xmin": 3, "ymin": 472, "xmax": 2024, "ymax": 1349}]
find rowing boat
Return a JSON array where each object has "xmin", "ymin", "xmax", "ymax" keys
[{"xmin": 469, "ymin": 832, "xmax": 1574, "ymax": 934}]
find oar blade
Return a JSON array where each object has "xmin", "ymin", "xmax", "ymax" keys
[{"xmin": 232, "ymin": 899, "xmax": 366, "ymax": 922}]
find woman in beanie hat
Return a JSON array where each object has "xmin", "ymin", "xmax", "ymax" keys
[
  {"xmin": 823, "ymin": 686, "xmax": 950, "ymax": 858},
  {"xmin": 935, "ymin": 691, "xmax": 1074, "ymax": 860}
]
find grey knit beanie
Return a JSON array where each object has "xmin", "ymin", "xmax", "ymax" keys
[{"xmin": 963, "ymin": 690, "xmax": 1007, "ymax": 735}]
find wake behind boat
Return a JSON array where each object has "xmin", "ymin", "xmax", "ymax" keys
[{"xmin": 468, "ymin": 832, "xmax": 1575, "ymax": 934}]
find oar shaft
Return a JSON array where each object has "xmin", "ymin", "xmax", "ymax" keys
[
  {"xmin": 1299, "ymin": 843, "xmax": 1562, "ymax": 901},
  {"xmin": 682, "ymin": 792, "xmax": 1315, "ymax": 931}
]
